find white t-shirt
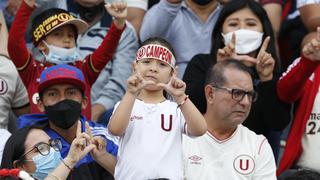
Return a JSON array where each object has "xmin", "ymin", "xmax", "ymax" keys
[
  {"xmin": 112, "ymin": 99, "xmax": 187, "ymax": 180},
  {"xmin": 0, "ymin": 56, "xmax": 29, "ymax": 129},
  {"xmin": 297, "ymin": 0, "xmax": 320, "ymax": 8},
  {"xmin": 296, "ymin": 87, "xmax": 320, "ymax": 173},
  {"xmin": 126, "ymin": 0, "xmax": 148, "ymax": 10},
  {"xmin": 183, "ymin": 125, "xmax": 276, "ymax": 180},
  {"xmin": 0, "ymin": 129, "xmax": 11, "ymax": 163}
]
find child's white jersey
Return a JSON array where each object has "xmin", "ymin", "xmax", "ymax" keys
[
  {"xmin": 183, "ymin": 125, "xmax": 276, "ymax": 180},
  {"xmin": 113, "ymin": 99, "xmax": 187, "ymax": 180}
]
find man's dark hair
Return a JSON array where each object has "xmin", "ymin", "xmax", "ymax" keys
[
  {"xmin": 284, "ymin": 170, "xmax": 320, "ymax": 180},
  {"xmin": 140, "ymin": 37, "xmax": 176, "ymax": 57},
  {"xmin": 205, "ymin": 59, "xmax": 253, "ymax": 87},
  {"xmin": 1, "ymin": 124, "xmax": 47, "ymax": 169}
]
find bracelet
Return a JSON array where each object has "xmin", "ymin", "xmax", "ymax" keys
[
  {"xmin": 60, "ymin": 158, "xmax": 73, "ymax": 171},
  {"xmin": 177, "ymin": 95, "xmax": 189, "ymax": 107}
]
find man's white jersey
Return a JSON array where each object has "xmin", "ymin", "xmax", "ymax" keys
[
  {"xmin": 183, "ymin": 125, "xmax": 276, "ymax": 180},
  {"xmin": 113, "ymin": 99, "xmax": 186, "ymax": 180}
]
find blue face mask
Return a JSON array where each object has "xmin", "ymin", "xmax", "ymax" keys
[
  {"xmin": 31, "ymin": 147, "xmax": 61, "ymax": 180},
  {"xmin": 42, "ymin": 41, "xmax": 80, "ymax": 64}
]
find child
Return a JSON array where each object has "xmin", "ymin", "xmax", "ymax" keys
[
  {"xmin": 8, "ymin": 0, "xmax": 127, "ymax": 119},
  {"xmin": 108, "ymin": 37, "xmax": 207, "ymax": 179}
]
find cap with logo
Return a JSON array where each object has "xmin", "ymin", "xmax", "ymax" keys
[
  {"xmin": 38, "ymin": 64, "xmax": 86, "ymax": 93},
  {"xmin": 32, "ymin": 8, "xmax": 88, "ymax": 46}
]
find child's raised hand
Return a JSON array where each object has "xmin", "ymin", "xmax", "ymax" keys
[
  {"xmin": 303, "ymin": 27, "xmax": 320, "ymax": 62},
  {"xmin": 157, "ymin": 67, "xmax": 187, "ymax": 102},
  {"xmin": 105, "ymin": 2, "xmax": 127, "ymax": 29},
  {"xmin": 127, "ymin": 70, "xmax": 155, "ymax": 96}
]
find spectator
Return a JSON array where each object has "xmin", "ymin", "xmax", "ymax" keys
[
  {"xmin": 8, "ymin": 0, "xmax": 127, "ymax": 119},
  {"xmin": 277, "ymin": 29, "xmax": 320, "ymax": 177},
  {"xmin": 140, "ymin": 0, "xmax": 223, "ymax": 78},
  {"xmin": 55, "ymin": 0, "xmax": 139, "ymax": 122},
  {"xmin": 183, "ymin": 0, "xmax": 290, "ymax": 159},
  {"xmin": 0, "ymin": 13, "xmax": 29, "ymax": 130},
  {"xmin": 183, "ymin": 60, "xmax": 276, "ymax": 179},
  {"xmin": 1, "ymin": 123, "xmax": 112, "ymax": 180},
  {"xmin": 0, "ymin": 129, "xmax": 10, "ymax": 163},
  {"xmin": 16, "ymin": 64, "xmax": 118, "ymax": 179},
  {"xmin": 108, "ymin": 37, "xmax": 207, "ymax": 179}
]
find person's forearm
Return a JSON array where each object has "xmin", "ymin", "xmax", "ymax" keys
[
  {"xmin": 91, "ymin": 104, "xmax": 106, "ymax": 122},
  {"xmin": 45, "ymin": 158, "xmax": 76, "ymax": 180},
  {"xmin": 179, "ymin": 95, "xmax": 207, "ymax": 136},
  {"xmin": 95, "ymin": 153, "xmax": 116, "ymax": 175},
  {"xmin": 140, "ymin": 0, "xmax": 181, "ymax": 41},
  {"xmin": 263, "ymin": 3, "xmax": 281, "ymax": 37},
  {"xmin": 127, "ymin": 7, "xmax": 145, "ymax": 37},
  {"xmin": 108, "ymin": 92, "xmax": 136, "ymax": 136},
  {"xmin": 8, "ymin": 0, "xmax": 33, "ymax": 69},
  {"xmin": 299, "ymin": 4, "xmax": 320, "ymax": 32},
  {"xmin": 277, "ymin": 56, "xmax": 318, "ymax": 103}
]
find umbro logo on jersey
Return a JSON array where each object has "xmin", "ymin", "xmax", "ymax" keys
[
  {"xmin": 0, "ymin": 78, "xmax": 8, "ymax": 95},
  {"xmin": 233, "ymin": 155, "xmax": 255, "ymax": 175},
  {"xmin": 189, "ymin": 155, "xmax": 202, "ymax": 165},
  {"xmin": 130, "ymin": 115, "xmax": 143, "ymax": 121}
]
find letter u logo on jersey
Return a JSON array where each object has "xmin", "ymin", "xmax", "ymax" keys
[
  {"xmin": 0, "ymin": 78, "xmax": 8, "ymax": 95},
  {"xmin": 233, "ymin": 155, "xmax": 255, "ymax": 175},
  {"xmin": 161, "ymin": 114, "xmax": 172, "ymax": 132},
  {"xmin": 240, "ymin": 159, "xmax": 249, "ymax": 170}
]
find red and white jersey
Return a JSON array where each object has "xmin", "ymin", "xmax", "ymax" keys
[
  {"xmin": 296, "ymin": 87, "xmax": 320, "ymax": 172},
  {"xmin": 113, "ymin": 99, "xmax": 187, "ymax": 180},
  {"xmin": 183, "ymin": 125, "xmax": 276, "ymax": 180}
]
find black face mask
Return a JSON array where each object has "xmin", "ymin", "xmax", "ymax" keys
[
  {"xmin": 75, "ymin": 2, "xmax": 104, "ymax": 22},
  {"xmin": 45, "ymin": 99, "xmax": 82, "ymax": 129},
  {"xmin": 192, "ymin": 0, "xmax": 213, "ymax": 6}
]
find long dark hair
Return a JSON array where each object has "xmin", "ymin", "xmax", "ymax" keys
[
  {"xmin": 210, "ymin": 0, "xmax": 280, "ymax": 74},
  {"xmin": 1, "ymin": 124, "xmax": 47, "ymax": 169}
]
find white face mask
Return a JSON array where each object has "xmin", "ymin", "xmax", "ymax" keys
[
  {"xmin": 222, "ymin": 29, "xmax": 264, "ymax": 54},
  {"xmin": 42, "ymin": 41, "xmax": 80, "ymax": 64}
]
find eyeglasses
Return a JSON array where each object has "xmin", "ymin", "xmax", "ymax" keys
[
  {"xmin": 20, "ymin": 138, "xmax": 62, "ymax": 160},
  {"xmin": 211, "ymin": 85, "xmax": 258, "ymax": 102}
]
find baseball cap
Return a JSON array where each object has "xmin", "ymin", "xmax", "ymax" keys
[
  {"xmin": 38, "ymin": 64, "xmax": 86, "ymax": 93},
  {"xmin": 32, "ymin": 8, "xmax": 88, "ymax": 45}
]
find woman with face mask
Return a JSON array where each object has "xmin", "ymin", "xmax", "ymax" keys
[
  {"xmin": 183, "ymin": 0, "xmax": 291, "ymax": 161},
  {"xmin": 0, "ymin": 122, "xmax": 96, "ymax": 180}
]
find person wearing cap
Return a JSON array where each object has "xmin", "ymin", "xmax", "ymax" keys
[
  {"xmin": 107, "ymin": 37, "xmax": 207, "ymax": 179},
  {"xmin": 7, "ymin": 0, "xmax": 128, "ymax": 119},
  {"xmin": 183, "ymin": 60, "xmax": 276, "ymax": 180},
  {"xmin": 17, "ymin": 64, "xmax": 118, "ymax": 180},
  {"xmin": 54, "ymin": 0, "xmax": 139, "ymax": 122}
]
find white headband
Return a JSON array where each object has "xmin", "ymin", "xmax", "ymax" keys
[{"xmin": 136, "ymin": 44, "xmax": 176, "ymax": 68}]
